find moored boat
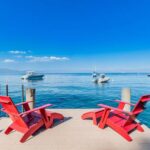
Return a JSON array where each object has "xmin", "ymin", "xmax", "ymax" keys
[
  {"xmin": 92, "ymin": 73, "xmax": 110, "ymax": 83},
  {"xmin": 98, "ymin": 74, "xmax": 110, "ymax": 83},
  {"xmin": 21, "ymin": 71, "xmax": 44, "ymax": 80}
]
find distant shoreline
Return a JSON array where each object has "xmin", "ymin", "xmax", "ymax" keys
[{"xmin": 0, "ymin": 72, "xmax": 150, "ymax": 75}]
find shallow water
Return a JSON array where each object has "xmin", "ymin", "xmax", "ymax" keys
[{"xmin": 0, "ymin": 73, "xmax": 150, "ymax": 127}]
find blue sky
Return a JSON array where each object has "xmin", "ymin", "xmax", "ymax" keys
[{"xmin": 0, "ymin": 0, "xmax": 150, "ymax": 72}]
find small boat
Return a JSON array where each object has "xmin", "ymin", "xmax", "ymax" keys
[
  {"xmin": 92, "ymin": 73, "xmax": 110, "ymax": 83},
  {"xmin": 98, "ymin": 74, "xmax": 110, "ymax": 83},
  {"xmin": 92, "ymin": 72, "xmax": 100, "ymax": 78},
  {"xmin": 147, "ymin": 74, "xmax": 150, "ymax": 77},
  {"xmin": 21, "ymin": 71, "xmax": 44, "ymax": 80}
]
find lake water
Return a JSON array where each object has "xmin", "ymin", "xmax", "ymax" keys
[{"xmin": 0, "ymin": 73, "xmax": 150, "ymax": 127}]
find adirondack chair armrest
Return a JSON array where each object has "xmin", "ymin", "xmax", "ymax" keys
[
  {"xmin": 98, "ymin": 104, "xmax": 133, "ymax": 115},
  {"xmin": 115, "ymin": 100, "xmax": 135, "ymax": 106},
  {"xmin": 19, "ymin": 104, "xmax": 52, "ymax": 116},
  {"xmin": 15, "ymin": 101, "xmax": 33, "ymax": 106}
]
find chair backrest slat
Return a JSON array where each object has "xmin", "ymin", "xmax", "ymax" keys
[
  {"xmin": 123, "ymin": 95, "xmax": 150, "ymax": 127},
  {"xmin": 132, "ymin": 95, "xmax": 150, "ymax": 116},
  {"xmin": 0, "ymin": 96, "xmax": 28, "ymax": 128}
]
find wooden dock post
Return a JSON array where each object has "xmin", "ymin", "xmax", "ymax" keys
[
  {"xmin": 6, "ymin": 84, "xmax": 8, "ymax": 96},
  {"xmin": 22, "ymin": 84, "xmax": 25, "ymax": 102},
  {"xmin": 26, "ymin": 88, "xmax": 35, "ymax": 109},
  {"xmin": 21, "ymin": 84, "xmax": 25, "ymax": 112},
  {"xmin": 121, "ymin": 88, "xmax": 131, "ymax": 111}
]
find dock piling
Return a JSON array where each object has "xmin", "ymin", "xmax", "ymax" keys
[
  {"xmin": 6, "ymin": 84, "xmax": 8, "ymax": 96},
  {"xmin": 21, "ymin": 84, "xmax": 25, "ymax": 112},
  {"xmin": 26, "ymin": 88, "xmax": 35, "ymax": 109},
  {"xmin": 22, "ymin": 84, "xmax": 25, "ymax": 101},
  {"xmin": 121, "ymin": 88, "xmax": 131, "ymax": 111}
]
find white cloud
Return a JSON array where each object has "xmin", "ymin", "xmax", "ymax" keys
[
  {"xmin": 9, "ymin": 50, "xmax": 27, "ymax": 54},
  {"xmin": 3, "ymin": 59, "xmax": 15, "ymax": 63},
  {"xmin": 26, "ymin": 56, "xmax": 69, "ymax": 62}
]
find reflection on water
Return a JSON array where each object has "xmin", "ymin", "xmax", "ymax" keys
[{"xmin": 0, "ymin": 73, "xmax": 150, "ymax": 127}]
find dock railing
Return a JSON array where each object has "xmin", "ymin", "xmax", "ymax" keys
[
  {"xmin": 0, "ymin": 85, "xmax": 131, "ymax": 116},
  {"xmin": 0, "ymin": 84, "xmax": 27, "ymax": 116}
]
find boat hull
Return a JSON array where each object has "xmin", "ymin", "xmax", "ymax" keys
[
  {"xmin": 21, "ymin": 75, "xmax": 44, "ymax": 80},
  {"xmin": 93, "ymin": 77, "xmax": 110, "ymax": 83}
]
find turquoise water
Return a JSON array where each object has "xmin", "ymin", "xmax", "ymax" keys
[{"xmin": 0, "ymin": 73, "xmax": 150, "ymax": 127}]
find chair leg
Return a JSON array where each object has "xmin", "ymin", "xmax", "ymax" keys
[
  {"xmin": 5, "ymin": 126, "xmax": 14, "ymax": 135},
  {"xmin": 118, "ymin": 130, "xmax": 132, "ymax": 141},
  {"xmin": 45, "ymin": 117, "xmax": 53, "ymax": 129},
  {"xmin": 116, "ymin": 129, "xmax": 132, "ymax": 142},
  {"xmin": 81, "ymin": 110, "xmax": 104, "ymax": 125},
  {"xmin": 20, "ymin": 121, "xmax": 43, "ymax": 143},
  {"xmin": 98, "ymin": 109, "xmax": 110, "ymax": 129},
  {"xmin": 107, "ymin": 121, "xmax": 133, "ymax": 142},
  {"xmin": 94, "ymin": 111, "xmax": 104, "ymax": 125},
  {"xmin": 51, "ymin": 113, "xmax": 64, "ymax": 120},
  {"xmin": 93, "ymin": 115, "xmax": 98, "ymax": 125},
  {"xmin": 46, "ymin": 113, "xmax": 64, "ymax": 128},
  {"xmin": 137, "ymin": 123, "xmax": 144, "ymax": 132},
  {"xmin": 81, "ymin": 112, "xmax": 97, "ymax": 125}
]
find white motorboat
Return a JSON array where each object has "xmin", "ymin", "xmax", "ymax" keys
[
  {"xmin": 98, "ymin": 74, "xmax": 110, "ymax": 83},
  {"xmin": 21, "ymin": 71, "xmax": 44, "ymax": 80},
  {"xmin": 92, "ymin": 73, "xmax": 110, "ymax": 83}
]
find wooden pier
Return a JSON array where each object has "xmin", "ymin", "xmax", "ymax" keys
[{"xmin": 0, "ymin": 109, "xmax": 150, "ymax": 150}]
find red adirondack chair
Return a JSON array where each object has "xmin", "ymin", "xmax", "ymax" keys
[
  {"xmin": 0, "ymin": 96, "xmax": 64, "ymax": 143},
  {"xmin": 82, "ymin": 95, "xmax": 150, "ymax": 141},
  {"xmin": 81, "ymin": 100, "xmax": 136, "ymax": 125}
]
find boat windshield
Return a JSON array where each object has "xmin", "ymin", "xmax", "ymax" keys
[
  {"xmin": 27, "ymin": 71, "xmax": 35, "ymax": 75},
  {"xmin": 101, "ymin": 74, "xmax": 105, "ymax": 78}
]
